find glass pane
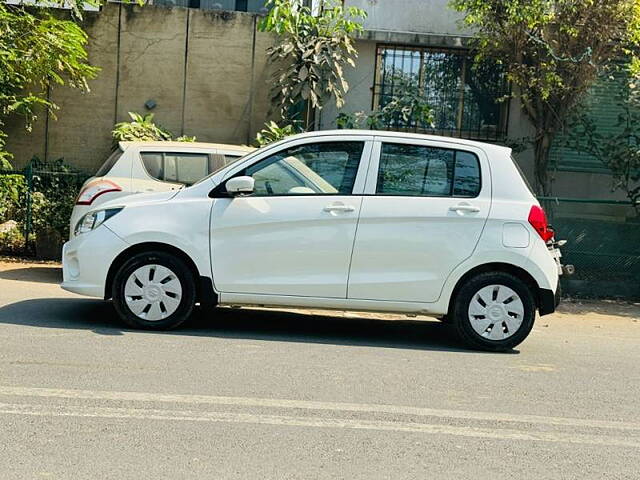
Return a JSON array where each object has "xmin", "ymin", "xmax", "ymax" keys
[
  {"xmin": 244, "ymin": 141, "xmax": 364, "ymax": 196},
  {"xmin": 453, "ymin": 151, "xmax": 481, "ymax": 197},
  {"xmin": 96, "ymin": 148, "xmax": 123, "ymax": 177},
  {"xmin": 461, "ymin": 58, "xmax": 506, "ymax": 139},
  {"xmin": 140, "ymin": 153, "xmax": 164, "ymax": 180},
  {"xmin": 377, "ymin": 143, "xmax": 454, "ymax": 196},
  {"xmin": 374, "ymin": 46, "xmax": 508, "ymax": 140},
  {"xmin": 165, "ymin": 153, "xmax": 209, "ymax": 185}
]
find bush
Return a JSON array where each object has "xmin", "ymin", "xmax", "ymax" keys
[
  {"xmin": 113, "ymin": 112, "xmax": 197, "ymax": 143},
  {"xmin": 29, "ymin": 158, "xmax": 89, "ymax": 243},
  {"xmin": 254, "ymin": 121, "xmax": 302, "ymax": 147},
  {"xmin": 0, "ymin": 173, "xmax": 26, "ymax": 222},
  {"xmin": 0, "ymin": 158, "xmax": 89, "ymax": 257},
  {"xmin": 0, "ymin": 221, "xmax": 26, "ymax": 255}
]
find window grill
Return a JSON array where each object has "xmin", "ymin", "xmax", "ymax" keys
[{"xmin": 373, "ymin": 45, "xmax": 510, "ymax": 141}]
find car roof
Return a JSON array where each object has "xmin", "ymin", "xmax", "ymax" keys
[
  {"xmin": 119, "ymin": 141, "xmax": 255, "ymax": 152},
  {"xmin": 284, "ymin": 129, "xmax": 511, "ymax": 153}
]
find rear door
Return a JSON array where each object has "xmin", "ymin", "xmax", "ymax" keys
[{"xmin": 347, "ymin": 137, "xmax": 491, "ymax": 303}]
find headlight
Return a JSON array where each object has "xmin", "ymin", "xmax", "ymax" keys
[{"xmin": 75, "ymin": 208, "xmax": 123, "ymax": 236}]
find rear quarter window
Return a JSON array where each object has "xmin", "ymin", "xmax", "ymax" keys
[{"xmin": 95, "ymin": 148, "xmax": 123, "ymax": 177}]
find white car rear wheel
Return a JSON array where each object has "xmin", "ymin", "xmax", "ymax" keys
[{"xmin": 452, "ymin": 272, "xmax": 536, "ymax": 352}]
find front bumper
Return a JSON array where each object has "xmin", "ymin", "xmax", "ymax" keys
[{"xmin": 61, "ymin": 225, "xmax": 128, "ymax": 298}]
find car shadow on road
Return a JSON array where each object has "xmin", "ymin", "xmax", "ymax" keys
[
  {"xmin": 0, "ymin": 297, "xmax": 508, "ymax": 354},
  {"xmin": 0, "ymin": 266, "xmax": 62, "ymax": 284}
]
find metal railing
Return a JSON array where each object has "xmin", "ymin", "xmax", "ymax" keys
[{"xmin": 0, "ymin": 159, "xmax": 91, "ymax": 258}]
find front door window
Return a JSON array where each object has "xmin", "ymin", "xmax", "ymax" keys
[{"xmin": 240, "ymin": 142, "xmax": 364, "ymax": 196}]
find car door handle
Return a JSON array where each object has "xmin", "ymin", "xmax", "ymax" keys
[
  {"xmin": 323, "ymin": 204, "xmax": 355, "ymax": 213},
  {"xmin": 449, "ymin": 204, "xmax": 480, "ymax": 213}
]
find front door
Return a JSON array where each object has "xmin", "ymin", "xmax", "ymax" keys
[
  {"xmin": 348, "ymin": 139, "xmax": 491, "ymax": 303},
  {"xmin": 211, "ymin": 139, "xmax": 371, "ymax": 298}
]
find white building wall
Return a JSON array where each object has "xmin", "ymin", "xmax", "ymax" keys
[{"xmin": 344, "ymin": 0, "xmax": 470, "ymax": 36}]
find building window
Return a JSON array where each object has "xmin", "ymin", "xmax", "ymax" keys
[
  {"xmin": 150, "ymin": 0, "xmax": 271, "ymax": 13},
  {"xmin": 373, "ymin": 45, "xmax": 510, "ymax": 141}
]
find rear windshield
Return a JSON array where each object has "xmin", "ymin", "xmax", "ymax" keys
[{"xmin": 95, "ymin": 148, "xmax": 124, "ymax": 177}]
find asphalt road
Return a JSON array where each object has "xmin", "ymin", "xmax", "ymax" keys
[{"xmin": 0, "ymin": 260, "xmax": 639, "ymax": 479}]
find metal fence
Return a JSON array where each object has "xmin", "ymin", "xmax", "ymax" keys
[
  {"xmin": 0, "ymin": 159, "xmax": 91, "ymax": 258},
  {"xmin": 540, "ymin": 197, "xmax": 640, "ymax": 300}
]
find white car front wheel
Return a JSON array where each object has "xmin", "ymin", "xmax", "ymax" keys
[{"xmin": 112, "ymin": 251, "xmax": 196, "ymax": 330}]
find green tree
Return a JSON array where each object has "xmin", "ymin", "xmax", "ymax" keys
[
  {"xmin": 0, "ymin": 2, "xmax": 100, "ymax": 166},
  {"xmin": 451, "ymin": 0, "xmax": 640, "ymax": 195},
  {"xmin": 0, "ymin": 1, "xmax": 144, "ymax": 167},
  {"xmin": 258, "ymin": 0, "xmax": 366, "ymax": 128}
]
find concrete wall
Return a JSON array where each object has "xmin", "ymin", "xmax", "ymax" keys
[
  {"xmin": 345, "ymin": 0, "xmax": 470, "ymax": 37},
  {"xmin": 4, "ymin": 3, "xmax": 273, "ymax": 172}
]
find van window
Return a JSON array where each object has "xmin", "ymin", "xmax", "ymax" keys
[
  {"xmin": 95, "ymin": 148, "xmax": 124, "ymax": 177},
  {"xmin": 376, "ymin": 143, "xmax": 481, "ymax": 197}
]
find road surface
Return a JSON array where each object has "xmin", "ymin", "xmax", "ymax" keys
[{"xmin": 0, "ymin": 260, "xmax": 639, "ymax": 479}]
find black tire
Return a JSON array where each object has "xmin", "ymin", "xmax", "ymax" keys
[
  {"xmin": 451, "ymin": 272, "xmax": 536, "ymax": 352},
  {"xmin": 112, "ymin": 251, "xmax": 196, "ymax": 330}
]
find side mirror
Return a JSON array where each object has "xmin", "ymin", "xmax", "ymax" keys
[{"xmin": 225, "ymin": 176, "xmax": 255, "ymax": 195}]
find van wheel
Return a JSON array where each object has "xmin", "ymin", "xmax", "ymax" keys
[
  {"xmin": 451, "ymin": 272, "xmax": 536, "ymax": 352},
  {"xmin": 112, "ymin": 251, "xmax": 196, "ymax": 330}
]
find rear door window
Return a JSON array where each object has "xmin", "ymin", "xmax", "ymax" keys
[
  {"xmin": 140, "ymin": 152, "xmax": 210, "ymax": 186},
  {"xmin": 376, "ymin": 143, "xmax": 481, "ymax": 197}
]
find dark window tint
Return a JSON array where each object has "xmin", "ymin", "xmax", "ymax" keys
[
  {"xmin": 453, "ymin": 151, "xmax": 481, "ymax": 197},
  {"xmin": 243, "ymin": 141, "xmax": 364, "ymax": 196},
  {"xmin": 141, "ymin": 152, "xmax": 209, "ymax": 186},
  {"xmin": 377, "ymin": 143, "xmax": 481, "ymax": 197},
  {"xmin": 95, "ymin": 148, "xmax": 123, "ymax": 177},
  {"xmin": 377, "ymin": 144, "xmax": 454, "ymax": 196}
]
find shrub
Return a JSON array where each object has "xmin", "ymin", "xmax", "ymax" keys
[
  {"xmin": 254, "ymin": 121, "xmax": 302, "ymax": 147},
  {"xmin": 0, "ymin": 222, "xmax": 26, "ymax": 255},
  {"xmin": 0, "ymin": 173, "xmax": 26, "ymax": 222},
  {"xmin": 28, "ymin": 158, "xmax": 89, "ymax": 243},
  {"xmin": 113, "ymin": 112, "xmax": 197, "ymax": 143}
]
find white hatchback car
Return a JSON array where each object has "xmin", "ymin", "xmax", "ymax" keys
[
  {"xmin": 69, "ymin": 141, "xmax": 254, "ymax": 237},
  {"xmin": 62, "ymin": 130, "xmax": 564, "ymax": 351}
]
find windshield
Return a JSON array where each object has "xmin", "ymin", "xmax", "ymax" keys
[{"xmin": 95, "ymin": 148, "xmax": 123, "ymax": 177}]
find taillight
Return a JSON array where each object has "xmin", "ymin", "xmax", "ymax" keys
[
  {"xmin": 528, "ymin": 205, "xmax": 554, "ymax": 242},
  {"xmin": 75, "ymin": 180, "xmax": 122, "ymax": 205}
]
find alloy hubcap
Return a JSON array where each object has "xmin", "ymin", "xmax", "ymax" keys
[
  {"xmin": 468, "ymin": 284, "xmax": 524, "ymax": 341},
  {"xmin": 124, "ymin": 264, "xmax": 182, "ymax": 321}
]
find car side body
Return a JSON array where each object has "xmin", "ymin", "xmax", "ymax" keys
[{"xmin": 62, "ymin": 130, "xmax": 562, "ymax": 351}]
